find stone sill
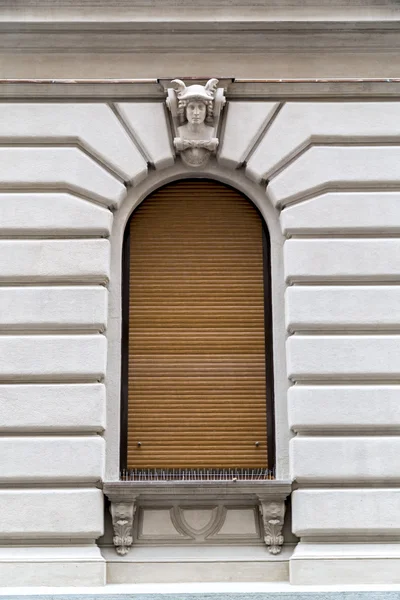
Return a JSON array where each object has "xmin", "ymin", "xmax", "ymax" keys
[
  {"xmin": 103, "ymin": 480, "xmax": 292, "ymax": 502},
  {"xmin": 103, "ymin": 481, "xmax": 292, "ymax": 556}
]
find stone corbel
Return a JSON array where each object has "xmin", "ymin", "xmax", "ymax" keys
[
  {"xmin": 109, "ymin": 501, "xmax": 136, "ymax": 555},
  {"xmin": 258, "ymin": 498, "xmax": 286, "ymax": 555},
  {"xmin": 104, "ymin": 481, "xmax": 291, "ymax": 556},
  {"xmin": 166, "ymin": 77, "xmax": 226, "ymax": 167}
]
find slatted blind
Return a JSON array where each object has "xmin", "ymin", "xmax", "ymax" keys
[{"xmin": 126, "ymin": 180, "xmax": 269, "ymax": 469}]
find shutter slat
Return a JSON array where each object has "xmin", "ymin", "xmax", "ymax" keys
[{"xmin": 127, "ymin": 180, "xmax": 268, "ymax": 469}]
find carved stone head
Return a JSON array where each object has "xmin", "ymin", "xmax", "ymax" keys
[
  {"xmin": 166, "ymin": 78, "xmax": 225, "ymax": 168},
  {"xmin": 171, "ymin": 79, "xmax": 218, "ymax": 126}
]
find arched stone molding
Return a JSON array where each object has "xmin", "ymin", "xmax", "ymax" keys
[{"xmin": 105, "ymin": 162, "xmax": 289, "ymax": 481}]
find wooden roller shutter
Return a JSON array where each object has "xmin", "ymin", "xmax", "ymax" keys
[{"xmin": 123, "ymin": 180, "xmax": 272, "ymax": 470}]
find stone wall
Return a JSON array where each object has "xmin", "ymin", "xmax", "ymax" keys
[{"xmin": 0, "ymin": 93, "xmax": 400, "ymax": 585}]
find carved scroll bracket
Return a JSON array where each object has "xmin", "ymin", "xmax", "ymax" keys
[
  {"xmin": 258, "ymin": 497, "xmax": 286, "ymax": 555},
  {"xmin": 104, "ymin": 481, "xmax": 291, "ymax": 556},
  {"xmin": 109, "ymin": 501, "xmax": 137, "ymax": 555}
]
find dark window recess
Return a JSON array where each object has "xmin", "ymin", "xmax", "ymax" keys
[{"xmin": 120, "ymin": 179, "xmax": 275, "ymax": 481}]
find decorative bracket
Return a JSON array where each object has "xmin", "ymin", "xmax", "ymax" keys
[
  {"xmin": 258, "ymin": 498, "xmax": 286, "ymax": 555},
  {"xmin": 166, "ymin": 77, "xmax": 226, "ymax": 167},
  {"xmin": 104, "ymin": 481, "xmax": 291, "ymax": 556},
  {"xmin": 109, "ymin": 501, "xmax": 136, "ymax": 555}
]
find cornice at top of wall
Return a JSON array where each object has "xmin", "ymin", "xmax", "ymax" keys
[
  {"xmin": 3, "ymin": 0, "xmax": 400, "ymax": 23},
  {"xmin": 1, "ymin": 78, "xmax": 400, "ymax": 99},
  {"xmin": 3, "ymin": 2, "xmax": 400, "ymax": 73},
  {"xmin": 2, "ymin": 0, "xmax": 400, "ymax": 54},
  {"xmin": 1, "ymin": 20, "xmax": 400, "ymax": 54}
]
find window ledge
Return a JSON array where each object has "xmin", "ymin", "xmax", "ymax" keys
[
  {"xmin": 103, "ymin": 479, "xmax": 291, "ymax": 501},
  {"xmin": 103, "ymin": 480, "xmax": 292, "ymax": 556}
]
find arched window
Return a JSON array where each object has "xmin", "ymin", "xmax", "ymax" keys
[{"xmin": 120, "ymin": 179, "xmax": 275, "ymax": 478}]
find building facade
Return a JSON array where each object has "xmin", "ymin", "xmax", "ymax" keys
[{"xmin": 1, "ymin": 0, "xmax": 400, "ymax": 588}]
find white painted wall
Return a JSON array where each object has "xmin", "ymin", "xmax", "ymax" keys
[
  {"xmin": 261, "ymin": 101, "xmax": 400, "ymax": 584},
  {"xmin": 0, "ymin": 96, "xmax": 399, "ymax": 586},
  {"xmin": 0, "ymin": 105, "xmax": 132, "ymax": 585}
]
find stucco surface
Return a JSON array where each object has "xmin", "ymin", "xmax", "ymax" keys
[
  {"xmin": 0, "ymin": 383, "xmax": 105, "ymax": 432},
  {"xmin": 1, "ymin": 94, "xmax": 400, "ymax": 585},
  {"xmin": 116, "ymin": 103, "xmax": 174, "ymax": 170},
  {"xmin": 0, "ymin": 240, "xmax": 110, "ymax": 284},
  {"xmin": 247, "ymin": 102, "xmax": 400, "ymax": 182},
  {"xmin": 284, "ymin": 239, "xmax": 400, "ymax": 283},
  {"xmin": 0, "ymin": 286, "xmax": 107, "ymax": 331},
  {"xmin": 218, "ymin": 101, "xmax": 279, "ymax": 169},
  {"xmin": 0, "ymin": 192, "xmax": 112, "ymax": 236},
  {"xmin": 0, "ymin": 147, "xmax": 126, "ymax": 206},
  {"xmin": 0, "ymin": 437, "xmax": 105, "ymax": 483},
  {"xmin": 0, "ymin": 104, "xmax": 144, "ymax": 181},
  {"xmin": 286, "ymin": 286, "xmax": 400, "ymax": 331},
  {"xmin": 0, "ymin": 489, "xmax": 103, "ymax": 538},
  {"xmin": 288, "ymin": 385, "xmax": 400, "ymax": 433},
  {"xmin": 0, "ymin": 335, "xmax": 106, "ymax": 380},
  {"xmin": 281, "ymin": 192, "xmax": 400, "ymax": 235}
]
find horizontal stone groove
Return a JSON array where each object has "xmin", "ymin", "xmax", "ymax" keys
[
  {"xmin": 293, "ymin": 483, "xmax": 400, "ymax": 489},
  {"xmin": 0, "ymin": 235, "xmax": 109, "ymax": 240},
  {"xmin": 0, "ymin": 330, "xmax": 105, "ymax": 335},
  {"xmin": 0, "ymin": 482, "xmax": 102, "ymax": 489},
  {"xmin": 288, "ymin": 277, "xmax": 400, "ymax": 285},
  {"xmin": 3, "ymin": 81, "xmax": 400, "ymax": 99},
  {"xmin": 289, "ymin": 330, "xmax": 400, "ymax": 335},
  {"xmin": 0, "ymin": 378, "xmax": 103, "ymax": 384},
  {"xmin": 0, "ymin": 282, "xmax": 109, "ymax": 288},
  {"xmin": 0, "ymin": 431, "xmax": 100, "ymax": 436},
  {"xmin": 290, "ymin": 375, "xmax": 400, "ymax": 383},
  {"xmin": 287, "ymin": 233, "xmax": 400, "ymax": 239},
  {"xmin": 291, "ymin": 378, "xmax": 400, "ymax": 385},
  {"xmin": 288, "ymin": 281, "xmax": 400, "ymax": 287},
  {"xmin": 295, "ymin": 430, "xmax": 400, "ymax": 436},
  {"xmin": 4, "ymin": 31, "xmax": 400, "ymax": 55}
]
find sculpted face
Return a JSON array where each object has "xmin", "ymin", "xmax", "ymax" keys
[{"xmin": 186, "ymin": 100, "xmax": 207, "ymax": 125}]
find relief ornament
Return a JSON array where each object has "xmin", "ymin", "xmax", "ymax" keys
[
  {"xmin": 110, "ymin": 501, "xmax": 136, "ymax": 555},
  {"xmin": 167, "ymin": 78, "xmax": 226, "ymax": 167}
]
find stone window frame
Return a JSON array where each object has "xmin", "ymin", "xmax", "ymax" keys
[
  {"xmin": 119, "ymin": 177, "xmax": 277, "ymax": 476},
  {"xmin": 105, "ymin": 163, "xmax": 290, "ymax": 483}
]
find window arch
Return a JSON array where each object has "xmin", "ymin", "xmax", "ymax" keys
[{"xmin": 120, "ymin": 179, "xmax": 275, "ymax": 477}]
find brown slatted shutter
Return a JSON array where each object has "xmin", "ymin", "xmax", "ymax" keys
[{"xmin": 125, "ymin": 180, "xmax": 271, "ymax": 470}]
